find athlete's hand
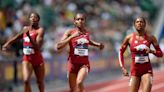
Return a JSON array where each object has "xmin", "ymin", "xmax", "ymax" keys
[
  {"xmin": 99, "ymin": 43, "xmax": 104, "ymax": 50},
  {"xmin": 2, "ymin": 43, "xmax": 10, "ymax": 51},
  {"xmin": 145, "ymin": 47, "xmax": 155, "ymax": 54},
  {"xmin": 122, "ymin": 68, "xmax": 129, "ymax": 77}
]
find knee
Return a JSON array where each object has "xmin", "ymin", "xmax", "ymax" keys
[
  {"xmin": 36, "ymin": 79, "xmax": 44, "ymax": 85},
  {"xmin": 23, "ymin": 79, "xmax": 30, "ymax": 84},
  {"xmin": 144, "ymin": 78, "xmax": 152, "ymax": 87},
  {"xmin": 76, "ymin": 79, "xmax": 83, "ymax": 87}
]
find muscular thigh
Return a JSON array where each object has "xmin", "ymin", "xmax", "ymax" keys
[
  {"xmin": 141, "ymin": 73, "xmax": 153, "ymax": 86},
  {"xmin": 22, "ymin": 61, "xmax": 33, "ymax": 80},
  {"xmin": 33, "ymin": 63, "xmax": 45, "ymax": 81},
  {"xmin": 129, "ymin": 76, "xmax": 141, "ymax": 92},
  {"xmin": 77, "ymin": 66, "xmax": 89, "ymax": 83}
]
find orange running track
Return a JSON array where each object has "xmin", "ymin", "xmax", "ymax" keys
[{"xmin": 53, "ymin": 70, "xmax": 164, "ymax": 92}]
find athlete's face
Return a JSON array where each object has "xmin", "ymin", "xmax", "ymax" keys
[
  {"xmin": 74, "ymin": 14, "xmax": 86, "ymax": 28},
  {"xmin": 29, "ymin": 13, "xmax": 39, "ymax": 25},
  {"xmin": 134, "ymin": 18, "xmax": 146, "ymax": 31}
]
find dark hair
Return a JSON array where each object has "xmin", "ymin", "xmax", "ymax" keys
[
  {"xmin": 134, "ymin": 17, "xmax": 146, "ymax": 24},
  {"xmin": 29, "ymin": 12, "xmax": 40, "ymax": 21},
  {"xmin": 74, "ymin": 12, "xmax": 86, "ymax": 20}
]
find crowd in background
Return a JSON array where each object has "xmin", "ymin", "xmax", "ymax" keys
[{"xmin": 0, "ymin": 0, "xmax": 158, "ymax": 60}]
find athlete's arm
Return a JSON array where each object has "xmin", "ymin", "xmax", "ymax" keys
[
  {"xmin": 2, "ymin": 26, "xmax": 27, "ymax": 50},
  {"xmin": 36, "ymin": 28, "xmax": 44, "ymax": 48},
  {"xmin": 25, "ymin": 27, "xmax": 44, "ymax": 50},
  {"xmin": 89, "ymin": 40, "xmax": 104, "ymax": 50},
  {"xmin": 119, "ymin": 34, "xmax": 131, "ymax": 69},
  {"xmin": 150, "ymin": 35, "xmax": 163, "ymax": 57},
  {"xmin": 55, "ymin": 30, "xmax": 79, "ymax": 51}
]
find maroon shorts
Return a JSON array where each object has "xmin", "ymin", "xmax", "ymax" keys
[
  {"xmin": 67, "ymin": 61, "xmax": 90, "ymax": 74},
  {"xmin": 23, "ymin": 53, "xmax": 44, "ymax": 66},
  {"xmin": 131, "ymin": 62, "xmax": 153, "ymax": 77}
]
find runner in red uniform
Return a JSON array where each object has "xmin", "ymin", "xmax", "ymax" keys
[
  {"xmin": 119, "ymin": 17, "xmax": 163, "ymax": 92},
  {"xmin": 2, "ymin": 12, "xmax": 45, "ymax": 92},
  {"xmin": 55, "ymin": 13, "xmax": 104, "ymax": 92}
]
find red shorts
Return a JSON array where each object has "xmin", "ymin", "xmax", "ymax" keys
[
  {"xmin": 23, "ymin": 52, "xmax": 44, "ymax": 66},
  {"xmin": 67, "ymin": 61, "xmax": 90, "ymax": 74},
  {"xmin": 131, "ymin": 62, "xmax": 153, "ymax": 77}
]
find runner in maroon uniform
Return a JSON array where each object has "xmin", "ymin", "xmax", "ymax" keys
[
  {"xmin": 119, "ymin": 17, "xmax": 163, "ymax": 92},
  {"xmin": 2, "ymin": 12, "xmax": 45, "ymax": 92},
  {"xmin": 55, "ymin": 13, "xmax": 104, "ymax": 92}
]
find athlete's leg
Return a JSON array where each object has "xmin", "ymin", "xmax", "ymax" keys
[
  {"xmin": 68, "ymin": 73, "xmax": 77, "ymax": 92},
  {"xmin": 22, "ymin": 61, "xmax": 33, "ymax": 92},
  {"xmin": 129, "ymin": 76, "xmax": 141, "ymax": 92},
  {"xmin": 33, "ymin": 63, "xmax": 45, "ymax": 92},
  {"xmin": 75, "ymin": 66, "xmax": 88, "ymax": 92},
  {"xmin": 141, "ymin": 73, "xmax": 152, "ymax": 92}
]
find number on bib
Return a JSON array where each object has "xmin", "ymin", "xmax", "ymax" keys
[
  {"xmin": 23, "ymin": 48, "xmax": 35, "ymax": 55},
  {"xmin": 135, "ymin": 55, "xmax": 149, "ymax": 64},
  {"xmin": 74, "ymin": 48, "xmax": 88, "ymax": 56}
]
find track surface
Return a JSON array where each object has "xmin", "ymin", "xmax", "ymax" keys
[{"xmin": 54, "ymin": 70, "xmax": 164, "ymax": 92}]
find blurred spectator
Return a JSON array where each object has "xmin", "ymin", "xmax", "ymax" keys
[{"xmin": 0, "ymin": 0, "xmax": 160, "ymax": 65}]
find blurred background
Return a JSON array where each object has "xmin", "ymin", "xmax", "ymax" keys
[{"xmin": 0, "ymin": 0, "xmax": 164, "ymax": 92}]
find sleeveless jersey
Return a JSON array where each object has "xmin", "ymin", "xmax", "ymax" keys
[
  {"xmin": 22, "ymin": 28, "xmax": 44, "ymax": 66},
  {"xmin": 130, "ymin": 32, "xmax": 152, "ymax": 76},
  {"xmin": 68, "ymin": 28, "xmax": 90, "ymax": 64},
  {"xmin": 23, "ymin": 30, "xmax": 37, "ymax": 55}
]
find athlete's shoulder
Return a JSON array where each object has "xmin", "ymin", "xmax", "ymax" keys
[
  {"xmin": 149, "ymin": 35, "xmax": 157, "ymax": 43},
  {"xmin": 65, "ymin": 28, "xmax": 77, "ymax": 35},
  {"xmin": 23, "ymin": 26, "xmax": 29, "ymax": 30},
  {"xmin": 39, "ymin": 27, "xmax": 44, "ymax": 31},
  {"xmin": 21, "ymin": 26, "xmax": 30, "ymax": 34},
  {"xmin": 63, "ymin": 28, "xmax": 76, "ymax": 37},
  {"xmin": 146, "ymin": 32, "xmax": 154, "ymax": 38},
  {"xmin": 37, "ymin": 27, "xmax": 44, "ymax": 35},
  {"xmin": 126, "ymin": 33, "xmax": 133, "ymax": 39},
  {"xmin": 145, "ymin": 32, "xmax": 156, "ymax": 41},
  {"xmin": 37, "ymin": 27, "xmax": 44, "ymax": 32},
  {"xmin": 69, "ymin": 28, "xmax": 77, "ymax": 33}
]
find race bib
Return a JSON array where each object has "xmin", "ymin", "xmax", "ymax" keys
[
  {"xmin": 135, "ymin": 55, "xmax": 149, "ymax": 64},
  {"xmin": 23, "ymin": 47, "xmax": 35, "ymax": 55},
  {"xmin": 74, "ymin": 48, "xmax": 88, "ymax": 56}
]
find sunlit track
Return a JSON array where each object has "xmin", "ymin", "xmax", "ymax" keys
[
  {"xmin": 88, "ymin": 70, "xmax": 164, "ymax": 92},
  {"xmin": 55, "ymin": 70, "xmax": 164, "ymax": 92},
  {"xmin": 87, "ymin": 70, "xmax": 164, "ymax": 92}
]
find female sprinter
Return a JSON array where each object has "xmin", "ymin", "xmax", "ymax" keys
[
  {"xmin": 55, "ymin": 13, "xmax": 104, "ymax": 92},
  {"xmin": 2, "ymin": 12, "xmax": 45, "ymax": 92},
  {"xmin": 119, "ymin": 17, "xmax": 163, "ymax": 92}
]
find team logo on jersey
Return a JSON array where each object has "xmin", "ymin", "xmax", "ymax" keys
[
  {"xmin": 134, "ymin": 44, "xmax": 149, "ymax": 51},
  {"xmin": 143, "ymin": 40, "xmax": 147, "ymax": 44},
  {"xmin": 76, "ymin": 38, "xmax": 89, "ymax": 45},
  {"xmin": 82, "ymin": 34, "xmax": 88, "ymax": 37},
  {"xmin": 30, "ymin": 33, "xmax": 34, "ymax": 36},
  {"xmin": 148, "ymin": 70, "xmax": 152, "ymax": 73}
]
